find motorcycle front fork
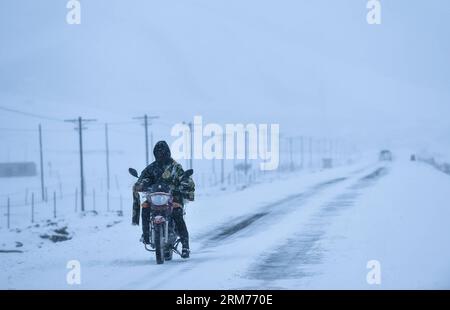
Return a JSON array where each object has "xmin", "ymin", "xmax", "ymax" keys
[{"xmin": 150, "ymin": 221, "xmax": 170, "ymax": 246}]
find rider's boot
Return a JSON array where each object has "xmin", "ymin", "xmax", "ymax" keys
[
  {"xmin": 181, "ymin": 247, "xmax": 190, "ymax": 259},
  {"xmin": 140, "ymin": 233, "xmax": 150, "ymax": 245},
  {"xmin": 180, "ymin": 237, "xmax": 190, "ymax": 258}
]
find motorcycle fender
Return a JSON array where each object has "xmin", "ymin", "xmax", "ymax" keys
[{"xmin": 154, "ymin": 215, "xmax": 166, "ymax": 224}]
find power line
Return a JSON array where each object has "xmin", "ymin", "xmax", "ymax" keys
[
  {"xmin": 0, "ymin": 127, "xmax": 37, "ymax": 132},
  {"xmin": 38, "ymin": 124, "xmax": 45, "ymax": 201},
  {"xmin": 100, "ymin": 121, "xmax": 136, "ymax": 126},
  {"xmin": 0, "ymin": 106, "xmax": 64, "ymax": 122}
]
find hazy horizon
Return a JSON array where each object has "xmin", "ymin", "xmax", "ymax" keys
[{"xmin": 1, "ymin": 0, "xmax": 449, "ymax": 159}]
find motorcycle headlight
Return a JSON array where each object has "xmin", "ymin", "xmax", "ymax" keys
[{"xmin": 150, "ymin": 194, "xmax": 170, "ymax": 206}]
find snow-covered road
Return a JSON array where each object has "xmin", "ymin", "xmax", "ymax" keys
[{"xmin": 2, "ymin": 157, "xmax": 450, "ymax": 289}]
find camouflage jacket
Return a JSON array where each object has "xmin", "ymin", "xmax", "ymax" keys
[
  {"xmin": 132, "ymin": 159, "xmax": 195, "ymax": 225},
  {"xmin": 136, "ymin": 159, "xmax": 195, "ymax": 204}
]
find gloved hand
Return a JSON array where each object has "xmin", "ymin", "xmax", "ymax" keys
[{"xmin": 133, "ymin": 183, "xmax": 143, "ymax": 192}]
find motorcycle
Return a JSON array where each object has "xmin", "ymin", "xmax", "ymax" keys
[{"xmin": 128, "ymin": 167, "xmax": 193, "ymax": 264}]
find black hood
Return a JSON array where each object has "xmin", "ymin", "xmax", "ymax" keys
[{"xmin": 153, "ymin": 140, "xmax": 171, "ymax": 164}]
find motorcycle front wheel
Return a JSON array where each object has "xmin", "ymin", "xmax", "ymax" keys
[{"xmin": 154, "ymin": 224, "xmax": 165, "ymax": 264}]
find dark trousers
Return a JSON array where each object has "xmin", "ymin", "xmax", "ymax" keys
[{"xmin": 141, "ymin": 206, "xmax": 189, "ymax": 249}]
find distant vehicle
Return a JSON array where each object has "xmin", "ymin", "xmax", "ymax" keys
[
  {"xmin": 322, "ymin": 158, "xmax": 333, "ymax": 169},
  {"xmin": 379, "ymin": 150, "xmax": 393, "ymax": 161}
]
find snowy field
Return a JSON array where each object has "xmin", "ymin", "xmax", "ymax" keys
[{"xmin": 2, "ymin": 153, "xmax": 450, "ymax": 289}]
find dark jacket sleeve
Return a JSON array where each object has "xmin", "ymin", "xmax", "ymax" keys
[
  {"xmin": 170, "ymin": 162, "xmax": 195, "ymax": 202},
  {"xmin": 132, "ymin": 164, "xmax": 152, "ymax": 225},
  {"xmin": 132, "ymin": 190, "xmax": 140, "ymax": 225},
  {"xmin": 136, "ymin": 164, "xmax": 154, "ymax": 185}
]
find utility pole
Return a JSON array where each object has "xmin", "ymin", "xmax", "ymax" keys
[
  {"xmin": 150, "ymin": 132, "xmax": 154, "ymax": 162},
  {"xmin": 309, "ymin": 137, "xmax": 313, "ymax": 168},
  {"xmin": 300, "ymin": 136, "xmax": 304, "ymax": 169},
  {"xmin": 328, "ymin": 139, "xmax": 332, "ymax": 158},
  {"xmin": 38, "ymin": 124, "xmax": 45, "ymax": 201},
  {"xmin": 7, "ymin": 197, "xmax": 10, "ymax": 229},
  {"xmin": 105, "ymin": 123, "xmax": 110, "ymax": 191},
  {"xmin": 221, "ymin": 132, "xmax": 225, "ymax": 185},
  {"xmin": 31, "ymin": 193, "xmax": 34, "ymax": 223},
  {"xmin": 53, "ymin": 191, "xmax": 56, "ymax": 219},
  {"xmin": 144, "ymin": 115, "xmax": 149, "ymax": 165},
  {"xmin": 65, "ymin": 117, "xmax": 97, "ymax": 212},
  {"xmin": 133, "ymin": 115, "xmax": 159, "ymax": 166},
  {"xmin": 289, "ymin": 137, "xmax": 294, "ymax": 170},
  {"xmin": 105, "ymin": 123, "xmax": 110, "ymax": 212}
]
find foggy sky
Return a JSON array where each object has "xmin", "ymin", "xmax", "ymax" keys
[{"xmin": 1, "ymin": 0, "xmax": 449, "ymax": 153}]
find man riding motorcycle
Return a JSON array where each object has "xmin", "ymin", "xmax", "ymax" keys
[{"xmin": 132, "ymin": 140, "xmax": 195, "ymax": 259}]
